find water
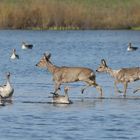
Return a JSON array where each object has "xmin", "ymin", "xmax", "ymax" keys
[{"xmin": 0, "ymin": 30, "xmax": 140, "ymax": 140}]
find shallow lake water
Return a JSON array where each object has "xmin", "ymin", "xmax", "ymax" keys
[{"xmin": 0, "ymin": 30, "xmax": 140, "ymax": 140}]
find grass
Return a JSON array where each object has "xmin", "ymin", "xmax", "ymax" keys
[
  {"xmin": 0, "ymin": 0, "xmax": 140, "ymax": 30},
  {"xmin": 131, "ymin": 27, "xmax": 140, "ymax": 30}
]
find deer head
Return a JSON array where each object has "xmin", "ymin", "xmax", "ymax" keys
[
  {"xmin": 96, "ymin": 59, "xmax": 108, "ymax": 72},
  {"xmin": 36, "ymin": 52, "xmax": 51, "ymax": 68}
]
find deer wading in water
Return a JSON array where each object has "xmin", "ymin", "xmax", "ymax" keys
[
  {"xmin": 96, "ymin": 59, "xmax": 140, "ymax": 97},
  {"xmin": 36, "ymin": 53, "xmax": 103, "ymax": 97}
]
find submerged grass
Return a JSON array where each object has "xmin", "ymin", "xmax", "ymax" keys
[{"xmin": 0, "ymin": 0, "xmax": 140, "ymax": 30}]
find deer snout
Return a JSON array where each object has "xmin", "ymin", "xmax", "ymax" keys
[
  {"xmin": 35, "ymin": 63, "xmax": 38, "ymax": 66},
  {"xmin": 96, "ymin": 69, "xmax": 99, "ymax": 72}
]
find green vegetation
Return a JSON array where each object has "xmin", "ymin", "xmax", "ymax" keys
[
  {"xmin": 131, "ymin": 27, "xmax": 140, "ymax": 30},
  {"xmin": 0, "ymin": 0, "xmax": 140, "ymax": 30}
]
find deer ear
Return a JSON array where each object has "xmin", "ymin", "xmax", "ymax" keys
[
  {"xmin": 44, "ymin": 52, "xmax": 51, "ymax": 59},
  {"xmin": 47, "ymin": 53, "xmax": 51, "ymax": 59},
  {"xmin": 43, "ymin": 53, "xmax": 47, "ymax": 58},
  {"xmin": 101, "ymin": 59, "xmax": 107, "ymax": 66}
]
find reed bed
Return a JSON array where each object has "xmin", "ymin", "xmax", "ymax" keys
[{"xmin": 0, "ymin": 0, "xmax": 140, "ymax": 30}]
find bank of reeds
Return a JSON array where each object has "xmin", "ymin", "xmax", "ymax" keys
[{"xmin": 0, "ymin": 0, "xmax": 140, "ymax": 30}]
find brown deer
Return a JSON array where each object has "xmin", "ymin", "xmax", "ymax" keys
[
  {"xmin": 36, "ymin": 53, "xmax": 103, "ymax": 97},
  {"xmin": 96, "ymin": 59, "xmax": 140, "ymax": 97}
]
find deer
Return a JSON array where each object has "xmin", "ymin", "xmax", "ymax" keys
[
  {"xmin": 36, "ymin": 53, "xmax": 103, "ymax": 97},
  {"xmin": 96, "ymin": 59, "xmax": 140, "ymax": 97}
]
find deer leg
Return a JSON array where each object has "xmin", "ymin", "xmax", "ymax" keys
[
  {"xmin": 114, "ymin": 80, "xmax": 122, "ymax": 94},
  {"xmin": 114, "ymin": 80, "xmax": 118, "ymax": 94},
  {"xmin": 81, "ymin": 85, "xmax": 90, "ymax": 94},
  {"xmin": 53, "ymin": 82, "xmax": 61, "ymax": 95},
  {"xmin": 93, "ymin": 83, "xmax": 103, "ymax": 97},
  {"xmin": 0, "ymin": 96, "xmax": 4, "ymax": 106},
  {"xmin": 0, "ymin": 96, "xmax": 2, "ymax": 105},
  {"xmin": 123, "ymin": 82, "xmax": 128, "ymax": 97},
  {"xmin": 133, "ymin": 88, "xmax": 140, "ymax": 93},
  {"xmin": 81, "ymin": 79, "xmax": 95, "ymax": 94},
  {"xmin": 83, "ymin": 80, "xmax": 103, "ymax": 97}
]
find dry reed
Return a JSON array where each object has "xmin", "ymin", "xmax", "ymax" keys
[{"xmin": 0, "ymin": 0, "xmax": 140, "ymax": 29}]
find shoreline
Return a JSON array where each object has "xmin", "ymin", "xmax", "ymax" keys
[{"xmin": 0, "ymin": 26, "xmax": 140, "ymax": 31}]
